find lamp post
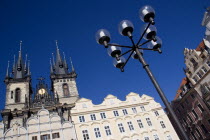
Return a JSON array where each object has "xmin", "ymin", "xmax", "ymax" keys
[{"xmin": 95, "ymin": 5, "xmax": 189, "ymax": 140}]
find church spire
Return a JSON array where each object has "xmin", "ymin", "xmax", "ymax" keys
[
  {"xmin": 27, "ymin": 60, "xmax": 31, "ymax": 76},
  {"xmin": 63, "ymin": 52, "xmax": 68, "ymax": 70},
  {"xmin": 51, "ymin": 40, "xmax": 68, "ymax": 75},
  {"xmin": 24, "ymin": 54, "xmax": 27, "ymax": 73},
  {"xmin": 50, "ymin": 58, "xmax": 53, "ymax": 74},
  {"xmin": 12, "ymin": 55, "xmax": 15, "ymax": 74},
  {"xmin": 17, "ymin": 41, "xmax": 23, "ymax": 72},
  {"xmin": 9, "ymin": 41, "xmax": 30, "ymax": 79},
  {"xmin": 55, "ymin": 40, "xmax": 63, "ymax": 67}
]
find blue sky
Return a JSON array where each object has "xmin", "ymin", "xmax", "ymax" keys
[{"xmin": 0, "ymin": 0, "xmax": 209, "ymax": 111}]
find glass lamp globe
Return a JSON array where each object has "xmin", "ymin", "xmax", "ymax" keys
[
  {"xmin": 95, "ymin": 29, "xmax": 111, "ymax": 45},
  {"xmin": 147, "ymin": 36, "xmax": 162, "ymax": 49},
  {"xmin": 113, "ymin": 56, "xmax": 126, "ymax": 68},
  {"xmin": 132, "ymin": 50, "xmax": 143, "ymax": 59},
  {"xmin": 141, "ymin": 24, "xmax": 157, "ymax": 40},
  {"xmin": 107, "ymin": 44, "xmax": 121, "ymax": 57},
  {"xmin": 139, "ymin": 5, "xmax": 155, "ymax": 23},
  {"xmin": 118, "ymin": 20, "xmax": 134, "ymax": 36}
]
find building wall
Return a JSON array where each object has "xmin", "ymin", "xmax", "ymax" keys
[
  {"xmin": 172, "ymin": 37, "xmax": 210, "ymax": 139},
  {"xmin": 71, "ymin": 92, "xmax": 179, "ymax": 140},
  {"xmin": 172, "ymin": 88, "xmax": 210, "ymax": 140},
  {"xmin": 0, "ymin": 109, "xmax": 77, "ymax": 140},
  {"xmin": 53, "ymin": 78, "xmax": 79, "ymax": 104},
  {"xmin": 5, "ymin": 82, "xmax": 29, "ymax": 110}
]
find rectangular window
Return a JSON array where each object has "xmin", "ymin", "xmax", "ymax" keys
[
  {"xmin": 104, "ymin": 126, "xmax": 112, "ymax": 136},
  {"xmin": 206, "ymin": 61, "xmax": 210, "ymax": 67},
  {"xmin": 94, "ymin": 128, "xmax": 101, "ymax": 138},
  {"xmin": 82, "ymin": 130, "xmax": 90, "ymax": 140},
  {"xmin": 198, "ymin": 104, "xmax": 204, "ymax": 112},
  {"xmin": 79, "ymin": 116, "xmax": 85, "ymax": 122},
  {"xmin": 181, "ymin": 103, "xmax": 185, "ymax": 109},
  {"xmin": 191, "ymin": 132, "xmax": 197, "ymax": 140},
  {"xmin": 197, "ymin": 72, "xmax": 202, "ymax": 78},
  {"xmin": 193, "ymin": 76, "xmax": 198, "ymax": 82},
  {"xmin": 166, "ymin": 135, "xmax": 172, "ymax": 140},
  {"xmin": 11, "ymin": 91, "xmax": 13, "ymax": 99},
  {"xmin": 113, "ymin": 110, "xmax": 119, "ymax": 117},
  {"xmin": 201, "ymin": 124, "xmax": 208, "ymax": 134},
  {"xmin": 118, "ymin": 123, "xmax": 125, "ymax": 133},
  {"xmin": 100, "ymin": 112, "xmax": 106, "ymax": 119},
  {"xmin": 40, "ymin": 134, "xmax": 50, "ymax": 140},
  {"xmin": 140, "ymin": 106, "xmax": 146, "ymax": 111},
  {"xmin": 153, "ymin": 134, "xmax": 159, "ymax": 140},
  {"xmin": 52, "ymin": 133, "xmax": 60, "ymax": 139},
  {"xmin": 154, "ymin": 111, "xmax": 159, "ymax": 116},
  {"xmin": 160, "ymin": 121, "xmax": 166, "ymax": 128},
  {"xmin": 202, "ymin": 66, "xmax": 207, "ymax": 72},
  {"xmin": 90, "ymin": 114, "xmax": 96, "ymax": 120},
  {"xmin": 187, "ymin": 114, "xmax": 193, "ymax": 123},
  {"xmin": 122, "ymin": 109, "xmax": 128, "ymax": 115},
  {"xmin": 192, "ymin": 109, "xmax": 198, "ymax": 119},
  {"xmin": 191, "ymin": 93, "xmax": 195, "ymax": 99},
  {"xmin": 195, "ymin": 128, "xmax": 203, "ymax": 139},
  {"xmin": 32, "ymin": 136, "xmax": 37, "ymax": 140},
  {"xmin": 144, "ymin": 137, "xmax": 149, "ymax": 140},
  {"xmin": 137, "ymin": 119, "xmax": 144, "ymax": 128},
  {"xmin": 183, "ymin": 118, "xmax": 187, "ymax": 125},
  {"xmin": 146, "ymin": 118, "xmax": 152, "ymax": 126},
  {"xmin": 127, "ymin": 121, "xmax": 134, "ymax": 131},
  {"xmin": 132, "ymin": 107, "xmax": 137, "ymax": 113}
]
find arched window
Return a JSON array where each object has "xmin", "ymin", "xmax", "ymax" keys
[
  {"xmin": 63, "ymin": 83, "xmax": 70, "ymax": 97},
  {"xmin": 15, "ymin": 88, "xmax": 21, "ymax": 103}
]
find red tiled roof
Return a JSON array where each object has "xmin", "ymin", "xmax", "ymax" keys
[
  {"xmin": 195, "ymin": 40, "xmax": 205, "ymax": 51},
  {"xmin": 174, "ymin": 77, "xmax": 188, "ymax": 100}
]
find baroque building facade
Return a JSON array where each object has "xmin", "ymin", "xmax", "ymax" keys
[
  {"xmin": 170, "ymin": 8, "xmax": 210, "ymax": 140},
  {"xmin": 71, "ymin": 93, "xmax": 179, "ymax": 140}
]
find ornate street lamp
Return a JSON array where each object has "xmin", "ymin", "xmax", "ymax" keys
[{"xmin": 96, "ymin": 5, "xmax": 189, "ymax": 140}]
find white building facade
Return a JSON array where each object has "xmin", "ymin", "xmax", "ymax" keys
[{"xmin": 71, "ymin": 92, "xmax": 179, "ymax": 140}]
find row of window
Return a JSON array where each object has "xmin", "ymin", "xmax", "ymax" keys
[
  {"xmin": 82, "ymin": 126, "xmax": 172, "ymax": 140},
  {"xmin": 192, "ymin": 61, "xmax": 210, "ymax": 83},
  {"xmin": 190, "ymin": 124, "xmax": 209, "ymax": 140},
  {"xmin": 82, "ymin": 119, "xmax": 166, "ymax": 138},
  {"xmin": 10, "ymin": 88, "xmax": 21, "ymax": 103},
  {"xmin": 79, "ymin": 108, "xmax": 159, "ymax": 122},
  {"xmin": 32, "ymin": 132, "xmax": 60, "ymax": 140},
  {"xmin": 56, "ymin": 79, "xmax": 73, "ymax": 83}
]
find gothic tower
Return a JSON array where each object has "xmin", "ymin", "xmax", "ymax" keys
[
  {"xmin": 50, "ymin": 41, "xmax": 79, "ymax": 107},
  {"xmin": 2, "ymin": 41, "xmax": 32, "ymax": 131}
]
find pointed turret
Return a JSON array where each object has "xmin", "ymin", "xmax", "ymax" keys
[
  {"xmin": 5, "ymin": 41, "xmax": 31, "ymax": 81},
  {"xmin": 6, "ymin": 61, "xmax": 10, "ymax": 78},
  {"xmin": 63, "ymin": 52, "xmax": 68, "ymax": 70},
  {"xmin": 51, "ymin": 41, "xmax": 69, "ymax": 75}
]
